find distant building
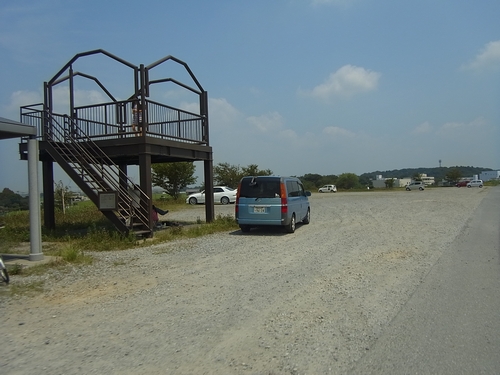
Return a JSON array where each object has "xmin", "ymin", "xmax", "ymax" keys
[
  {"xmin": 420, "ymin": 174, "xmax": 435, "ymax": 186},
  {"xmin": 480, "ymin": 170, "xmax": 500, "ymax": 182},
  {"xmin": 371, "ymin": 175, "xmax": 411, "ymax": 188}
]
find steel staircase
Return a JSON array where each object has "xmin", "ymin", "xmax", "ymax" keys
[{"xmin": 45, "ymin": 113, "xmax": 152, "ymax": 237}]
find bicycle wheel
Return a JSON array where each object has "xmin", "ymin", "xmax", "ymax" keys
[{"xmin": 1, "ymin": 267, "xmax": 9, "ymax": 284}]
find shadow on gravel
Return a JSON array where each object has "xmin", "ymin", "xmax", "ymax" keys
[{"xmin": 229, "ymin": 223, "xmax": 307, "ymax": 236}]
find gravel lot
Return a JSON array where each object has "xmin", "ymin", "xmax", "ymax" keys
[{"xmin": 1, "ymin": 187, "xmax": 489, "ymax": 374}]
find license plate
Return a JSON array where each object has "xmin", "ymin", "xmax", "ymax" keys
[{"xmin": 253, "ymin": 206, "xmax": 266, "ymax": 213}]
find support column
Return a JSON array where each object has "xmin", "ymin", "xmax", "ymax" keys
[
  {"xmin": 139, "ymin": 152, "xmax": 152, "ymax": 232},
  {"xmin": 42, "ymin": 159, "xmax": 55, "ymax": 230},
  {"xmin": 204, "ymin": 155, "xmax": 214, "ymax": 223},
  {"xmin": 28, "ymin": 138, "xmax": 43, "ymax": 261}
]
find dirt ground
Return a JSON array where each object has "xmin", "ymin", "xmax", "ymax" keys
[{"xmin": 0, "ymin": 188, "xmax": 489, "ymax": 374}]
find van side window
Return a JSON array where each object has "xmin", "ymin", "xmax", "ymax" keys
[
  {"xmin": 286, "ymin": 181, "xmax": 300, "ymax": 197},
  {"xmin": 298, "ymin": 183, "xmax": 305, "ymax": 196}
]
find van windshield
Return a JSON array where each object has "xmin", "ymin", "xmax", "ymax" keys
[{"xmin": 239, "ymin": 178, "xmax": 281, "ymax": 198}]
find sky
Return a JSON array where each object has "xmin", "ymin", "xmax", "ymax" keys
[{"xmin": 1, "ymin": 0, "xmax": 499, "ymax": 193}]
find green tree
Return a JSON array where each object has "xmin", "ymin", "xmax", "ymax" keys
[
  {"xmin": 213, "ymin": 163, "xmax": 272, "ymax": 188},
  {"xmin": 336, "ymin": 173, "xmax": 360, "ymax": 190},
  {"xmin": 54, "ymin": 180, "xmax": 71, "ymax": 213},
  {"xmin": 300, "ymin": 173, "xmax": 324, "ymax": 188},
  {"xmin": 320, "ymin": 174, "xmax": 338, "ymax": 187},
  {"xmin": 445, "ymin": 168, "xmax": 462, "ymax": 184},
  {"xmin": 241, "ymin": 164, "xmax": 273, "ymax": 178},
  {"xmin": 0, "ymin": 188, "xmax": 29, "ymax": 212},
  {"xmin": 412, "ymin": 173, "xmax": 423, "ymax": 181},
  {"xmin": 384, "ymin": 178, "xmax": 395, "ymax": 189},
  {"xmin": 213, "ymin": 163, "xmax": 242, "ymax": 187},
  {"xmin": 152, "ymin": 162, "xmax": 197, "ymax": 199}
]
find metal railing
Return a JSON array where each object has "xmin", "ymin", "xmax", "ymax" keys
[{"xmin": 20, "ymin": 100, "xmax": 208, "ymax": 144}]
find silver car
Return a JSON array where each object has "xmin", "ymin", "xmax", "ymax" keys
[
  {"xmin": 405, "ymin": 181, "xmax": 425, "ymax": 191},
  {"xmin": 467, "ymin": 180, "xmax": 483, "ymax": 188}
]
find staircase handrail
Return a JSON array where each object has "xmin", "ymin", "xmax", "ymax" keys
[{"xmin": 44, "ymin": 111, "xmax": 150, "ymax": 230}]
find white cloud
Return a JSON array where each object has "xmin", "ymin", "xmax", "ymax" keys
[
  {"xmin": 49, "ymin": 86, "xmax": 108, "ymax": 114},
  {"xmin": 437, "ymin": 117, "xmax": 486, "ymax": 136},
  {"xmin": 207, "ymin": 98, "xmax": 242, "ymax": 130},
  {"xmin": 462, "ymin": 40, "xmax": 500, "ymax": 71},
  {"xmin": 412, "ymin": 121, "xmax": 432, "ymax": 135},
  {"xmin": 3, "ymin": 90, "xmax": 42, "ymax": 116},
  {"xmin": 246, "ymin": 112, "xmax": 285, "ymax": 133},
  {"xmin": 323, "ymin": 126, "xmax": 356, "ymax": 138},
  {"xmin": 279, "ymin": 128, "xmax": 299, "ymax": 140},
  {"xmin": 301, "ymin": 65, "xmax": 381, "ymax": 99}
]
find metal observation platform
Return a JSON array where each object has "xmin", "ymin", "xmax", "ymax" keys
[{"xmin": 18, "ymin": 49, "xmax": 215, "ymax": 237}]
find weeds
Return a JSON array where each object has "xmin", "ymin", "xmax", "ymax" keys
[
  {"xmin": 7, "ymin": 263, "xmax": 23, "ymax": 275},
  {"xmin": 7, "ymin": 280, "xmax": 45, "ymax": 296},
  {"xmin": 58, "ymin": 244, "xmax": 93, "ymax": 265}
]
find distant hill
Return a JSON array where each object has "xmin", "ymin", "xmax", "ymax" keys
[{"xmin": 359, "ymin": 166, "xmax": 494, "ymax": 182}]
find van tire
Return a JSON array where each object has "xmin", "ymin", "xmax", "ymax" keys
[
  {"xmin": 286, "ymin": 214, "xmax": 296, "ymax": 233},
  {"xmin": 303, "ymin": 209, "xmax": 310, "ymax": 224},
  {"xmin": 240, "ymin": 225, "xmax": 251, "ymax": 233}
]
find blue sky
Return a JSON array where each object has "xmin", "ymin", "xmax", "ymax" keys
[{"xmin": 1, "ymin": 0, "xmax": 499, "ymax": 193}]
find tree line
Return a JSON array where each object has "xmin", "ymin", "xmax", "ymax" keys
[
  {"xmin": 151, "ymin": 163, "xmax": 494, "ymax": 198},
  {"xmin": 151, "ymin": 162, "xmax": 369, "ymax": 197},
  {"xmin": 0, "ymin": 188, "xmax": 29, "ymax": 214}
]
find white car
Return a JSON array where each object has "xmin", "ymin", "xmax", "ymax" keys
[
  {"xmin": 186, "ymin": 186, "xmax": 237, "ymax": 205},
  {"xmin": 318, "ymin": 184, "xmax": 337, "ymax": 193},
  {"xmin": 467, "ymin": 180, "xmax": 483, "ymax": 188}
]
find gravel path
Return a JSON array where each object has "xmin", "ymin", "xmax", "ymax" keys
[{"xmin": 1, "ymin": 188, "xmax": 489, "ymax": 374}]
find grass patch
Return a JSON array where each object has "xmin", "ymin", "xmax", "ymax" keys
[
  {"xmin": 8, "ymin": 280, "xmax": 45, "ymax": 296},
  {"xmin": 149, "ymin": 214, "xmax": 239, "ymax": 243},
  {"xmin": 58, "ymin": 244, "xmax": 93, "ymax": 265}
]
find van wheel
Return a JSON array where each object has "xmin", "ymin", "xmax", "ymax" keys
[
  {"xmin": 220, "ymin": 196, "xmax": 230, "ymax": 205},
  {"xmin": 286, "ymin": 214, "xmax": 296, "ymax": 233},
  {"xmin": 240, "ymin": 225, "xmax": 250, "ymax": 233},
  {"xmin": 303, "ymin": 208, "xmax": 310, "ymax": 224}
]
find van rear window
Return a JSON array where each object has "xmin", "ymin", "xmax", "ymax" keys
[{"xmin": 239, "ymin": 178, "xmax": 281, "ymax": 198}]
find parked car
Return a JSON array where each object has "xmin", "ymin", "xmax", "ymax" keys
[
  {"xmin": 186, "ymin": 186, "xmax": 237, "ymax": 205},
  {"xmin": 235, "ymin": 176, "xmax": 311, "ymax": 233},
  {"xmin": 318, "ymin": 184, "xmax": 337, "ymax": 193},
  {"xmin": 455, "ymin": 180, "xmax": 470, "ymax": 187},
  {"xmin": 405, "ymin": 181, "xmax": 425, "ymax": 191},
  {"xmin": 467, "ymin": 180, "xmax": 483, "ymax": 188}
]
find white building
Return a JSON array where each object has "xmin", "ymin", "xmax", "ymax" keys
[
  {"xmin": 480, "ymin": 170, "xmax": 500, "ymax": 182},
  {"xmin": 372, "ymin": 175, "xmax": 411, "ymax": 188},
  {"xmin": 420, "ymin": 174, "xmax": 435, "ymax": 186}
]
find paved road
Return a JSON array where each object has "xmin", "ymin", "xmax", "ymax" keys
[{"xmin": 350, "ymin": 186, "xmax": 500, "ymax": 375}]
